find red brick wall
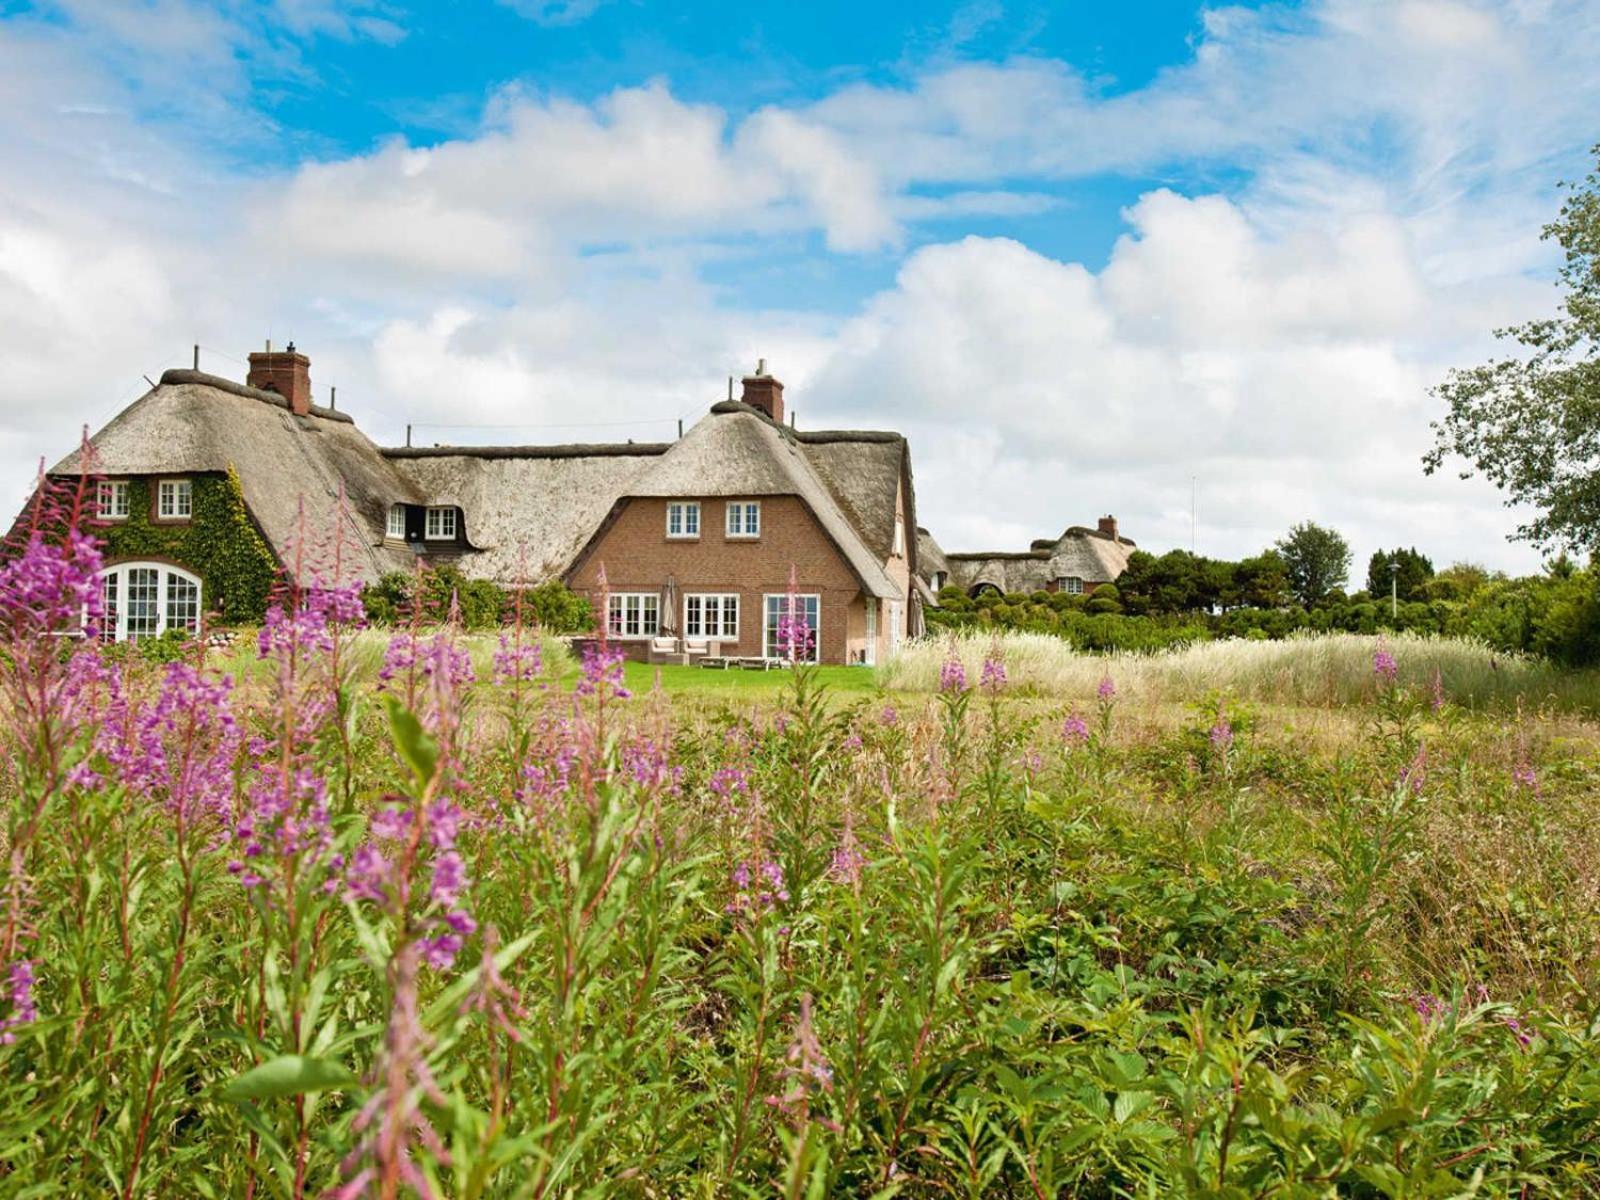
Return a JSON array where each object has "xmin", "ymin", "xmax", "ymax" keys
[{"xmin": 568, "ymin": 495, "xmax": 867, "ymax": 663}]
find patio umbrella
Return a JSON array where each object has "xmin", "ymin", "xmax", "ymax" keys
[{"xmin": 661, "ymin": 574, "xmax": 678, "ymax": 636}]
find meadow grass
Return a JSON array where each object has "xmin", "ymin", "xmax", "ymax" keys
[
  {"xmin": 7, "ymin": 609, "xmax": 1600, "ymax": 1196},
  {"xmin": 880, "ymin": 627, "xmax": 1600, "ymax": 711}
]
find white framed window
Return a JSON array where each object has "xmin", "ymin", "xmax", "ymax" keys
[
  {"xmin": 387, "ymin": 504, "xmax": 407, "ymax": 539},
  {"xmin": 157, "ymin": 478, "xmax": 192, "ymax": 520},
  {"xmin": 606, "ymin": 592, "xmax": 660, "ymax": 639},
  {"xmin": 930, "ymin": 571, "xmax": 948, "ymax": 591},
  {"xmin": 98, "ymin": 562, "xmax": 201, "ymax": 642},
  {"xmin": 666, "ymin": 501, "xmax": 701, "ymax": 539},
  {"xmin": 1059, "ymin": 576, "xmax": 1085, "ymax": 595},
  {"xmin": 893, "ymin": 517, "xmax": 906, "ymax": 557},
  {"xmin": 425, "ymin": 507, "xmax": 457, "ymax": 541},
  {"xmin": 98, "ymin": 480, "xmax": 130, "ymax": 521},
  {"xmin": 763, "ymin": 593, "xmax": 820, "ymax": 663},
  {"xmin": 684, "ymin": 593, "xmax": 738, "ymax": 639},
  {"xmin": 725, "ymin": 500, "xmax": 761, "ymax": 538}
]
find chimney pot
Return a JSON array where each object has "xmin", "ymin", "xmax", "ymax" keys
[
  {"xmin": 739, "ymin": 361, "xmax": 784, "ymax": 424},
  {"xmin": 247, "ymin": 345, "xmax": 313, "ymax": 416}
]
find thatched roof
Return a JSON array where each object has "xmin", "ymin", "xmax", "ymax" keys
[
  {"xmin": 53, "ymin": 369, "xmax": 420, "ymax": 584},
  {"xmin": 580, "ymin": 401, "xmax": 904, "ymax": 600},
  {"xmin": 944, "ymin": 524, "xmax": 1136, "ymax": 595},
  {"xmin": 917, "ymin": 527, "xmax": 950, "ymax": 577},
  {"xmin": 50, "ymin": 363, "xmax": 917, "ymax": 601},
  {"xmin": 383, "ymin": 446, "xmax": 665, "ymax": 582}
]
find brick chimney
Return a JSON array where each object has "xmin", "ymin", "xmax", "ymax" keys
[
  {"xmin": 246, "ymin": 341, "xmax": 312, "ymax": 416},
  {"xmin": 740, "ymin": 359, "xmax": 784, "ymax": 425},
  {"xmin": 1097, "ymin": 515, "xmax": 1119, "ymax": 540}
]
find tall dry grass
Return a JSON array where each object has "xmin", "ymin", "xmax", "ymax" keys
[{"xmin": 881, "ymin": 630, "xmax": 1600, "ymax": 710}]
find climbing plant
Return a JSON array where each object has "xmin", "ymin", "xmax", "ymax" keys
[{"xmin": 99, "ymin": 468, "xmax": 279, "ymax": 624}]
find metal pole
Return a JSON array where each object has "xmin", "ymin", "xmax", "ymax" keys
[
  {"xmin": 1390, "ymin": 560, "xmax": 1399, "ymax": 619},
  {"xmin": 405, "ymin": 423, "xmax": 412, "ymax": 448},
  {"xmin": 192, "ymin": 344, "xmax": 199, "ymax": 370}
]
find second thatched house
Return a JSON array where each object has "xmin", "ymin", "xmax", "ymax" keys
[{"xmin": 919, "ymin": 518, "xmax": 1136, "ymax": 598}]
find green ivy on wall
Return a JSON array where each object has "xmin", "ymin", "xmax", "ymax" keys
[{"xmin": 101, "ymin": 468, "xmax": 279, "ymax": 624}]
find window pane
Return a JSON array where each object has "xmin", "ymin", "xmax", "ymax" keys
[
  {"xmin": 126, "ymin": 567, "xmax": 161, "ymax": 640},
  {"xmin": 166, "ymin": 571, "xmax": 200, "ymax": 633},
  {"xmin": 102, "ymin": 570, "xmax": 119, "ymax": 642},
  {"xmin": 685, "ymin": 503, "xmax": 699, "ymax": 535}
]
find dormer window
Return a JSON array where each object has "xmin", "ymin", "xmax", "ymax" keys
[
  {"xmin": 387, "ymin": 504, "xmax": 407, "ymax": 540},
  {"xmin": 425, "ymin": 507, "xmax": 458, "ymax": 541},
  {"xmin": 726, "ymin": 501, "xmax": 760, "ymax": 539},
  {"xmin": 667, "ymin": 501, "xmax": 700, "ymax": 539},
  {"xmin": 98, "ymin": 480, "xmax": 130, "ymax": 521},
  {"xmin": 1059, "ymin": 576, "xmax": 1085, "ymax": 595},
  {"xmin": 157, "ymin": 479, "xmax": 192, "ymax": 520}
]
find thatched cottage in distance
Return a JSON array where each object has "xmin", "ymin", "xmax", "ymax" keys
[
  {"xmin": 36, "ymin": 346, "xmax": 925, "ymax": 664},
  {"xmin": 918, "ymin": 518, "xmax": 1136, "ymax": 597}
]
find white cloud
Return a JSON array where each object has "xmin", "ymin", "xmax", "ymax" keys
[{"xmin": 0, "ymin": 0, "xmax": 1596, "ymax": 574}]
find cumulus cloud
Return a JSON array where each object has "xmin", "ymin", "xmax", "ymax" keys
[{"xmin": 0, "ymin": 0, "xmax": 1597, "ymax": 574}]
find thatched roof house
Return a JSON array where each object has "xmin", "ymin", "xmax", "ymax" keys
[
  {"xmin": 927, "ymin": 517, "xmax": 1136, "ymax": 597},
  {"xmin": 34, "ymin": 347, "xmax": 923, "ymax": 661}
]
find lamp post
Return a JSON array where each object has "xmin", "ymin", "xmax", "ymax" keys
[{"xmin": 1390, "ymin": 559, "xmax": 1400, "ymax": 620}]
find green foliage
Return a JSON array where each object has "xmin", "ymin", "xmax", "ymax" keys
[
  {"xmin": 1276, "ymin": 520, "xmax": 1352, "ymax": 607},
  {"xmin": 1428, "ymin": 143, "xmax": 1600, "ymax": 551},
  {"xmin": 363, "ymin": 567, "xmax": 593, "ymax": 633},
  {"xmin": 1367, "ymin": 546, "xmax": 1435, "ymax": 600},
  {"xmin": 100, "ymin": 470, "xmax": 278, "ymax": 624},
  {"xmin": 6, "ymin": 635, "xmax": 1600, "ymax": 1194},
  {"xmin": 519, "ymin": 578, "xmax": 593, "ymax": 633}
]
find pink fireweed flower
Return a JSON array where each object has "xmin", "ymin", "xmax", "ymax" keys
[
  {"xmin": 0, "ymin": 525, "xmax": 105, "ymax": 640},
  {"xmin": 1373, "ymin": 639, "xmax": 1399, "ymax": 685},
  {"xmin": 379, "ymin": 630, "xmax": 477, "ymax": 744},
  {"xmin": 939, "ymin": 654, "xmax": 968, "ymax": 693},
  {"xmin": 727, "ymin": 858, "xmax": 789, "ymax": 916},
  {"xmin": 979, "ymin": 653, "xmax": 1007, "ymax": 692},
  {"xmin": 1061, "ymin": 712, "xmax": 1090, "ymax": 745},
  {"xmin": 1431, "ymin": 667, "xmax": 1446, "ymax": 712},
  {"xmin": 830, "ymin": 821, "xmax": 865, "ymax": 886},
  {"xmin": 1209, "ymin": 707, "xmax": 1233, "ymax": 754},
  {"xmin": 0, "ymin": 960, "xmax": 38, "ymax": 1045},
  {"xmin": 491, "ymin": 632, "xmax": 543, "ymax": 685},
  {"xmin": 879, "ymin": 704, "xmax": 899, "ymax": 727},
  {"xmin": 1512, "ymin": 761, "xmax": 1539, "ymax": 795},
  {"xmin": 1097, "ymin": 675, "xmax": 1116, "ymax": 701},
  {"xmin": 229, "ymin": 766, "xmax": 335, "ymax": 891},
  {"xmin": 346, "ymin": 798, "xmax": 475, "ymax": 970},
  {"xmin": 621, "ymin": 736, "xmax": 680, "ymax": 791},
  {"xmin": 842, "ymin": 732, "xmax": 863, "ymax": 752},
  {"xmin": 107, "ymin": 661, "xmax": 240, "ymax": 824},
  {"xmin": 1410, "ymin": 991, "xmax": 1447, "ymax": 1024},
  {"xmin": 575, "ymin": 638, "xmax": 630, "ymax": 699}
]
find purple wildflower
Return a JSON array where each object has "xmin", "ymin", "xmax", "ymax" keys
[
  {"xmin": 939, "ymin": 653, "xmax": 967, "ymax": 693},
  {"xmin": 1209, "ymin": 707, "xmax": 1233, "ymax": 754},
  {"xmin": 1061, "ymin": 712, "xmax": 1090, "ymax": 745},
  {"xmin": 0, "ymin": 960, "xmax": 38, "ymax": 1045},
  {"xmin": 979, "ymin": 653, "xmax": 1007, "ymax": 692},
  {"xmin": 1097, "ymin": 675, "xmax": 1116, "ymax": 701},
  {"xmin": 1373, "ymin": 639, "xmax": 1399, "ymax": 685}
]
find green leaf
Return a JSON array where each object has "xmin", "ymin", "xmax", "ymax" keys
[
  {"xmin": 384, "ymin": 694, "xmax": 439, "ymax": 788},
  {"xmin": 220, "ymin": 1055, "xmax": 357, "ymax": 1103}
]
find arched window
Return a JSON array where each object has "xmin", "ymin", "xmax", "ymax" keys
[{"xmin": 99, "ymin": 562, "xmax": 202, "ymax": 642}]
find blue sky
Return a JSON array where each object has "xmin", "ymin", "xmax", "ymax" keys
[{"xmin": 1, "ymin": 0, "xmax": 1597, "ymax": 572}]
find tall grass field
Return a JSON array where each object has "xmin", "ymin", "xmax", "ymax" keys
[{"xmin": 4, "ymin": 536, "xmax": 1600, "ymax": 1196}]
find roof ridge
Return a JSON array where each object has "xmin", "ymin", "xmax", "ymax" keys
[
  {"xmin": 159, "ymin": 368, "xmax": 353, "ymax": 424},
  {"xmin": 383, "ymin": 443, "xmax": 671, "ymax": 460}
]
